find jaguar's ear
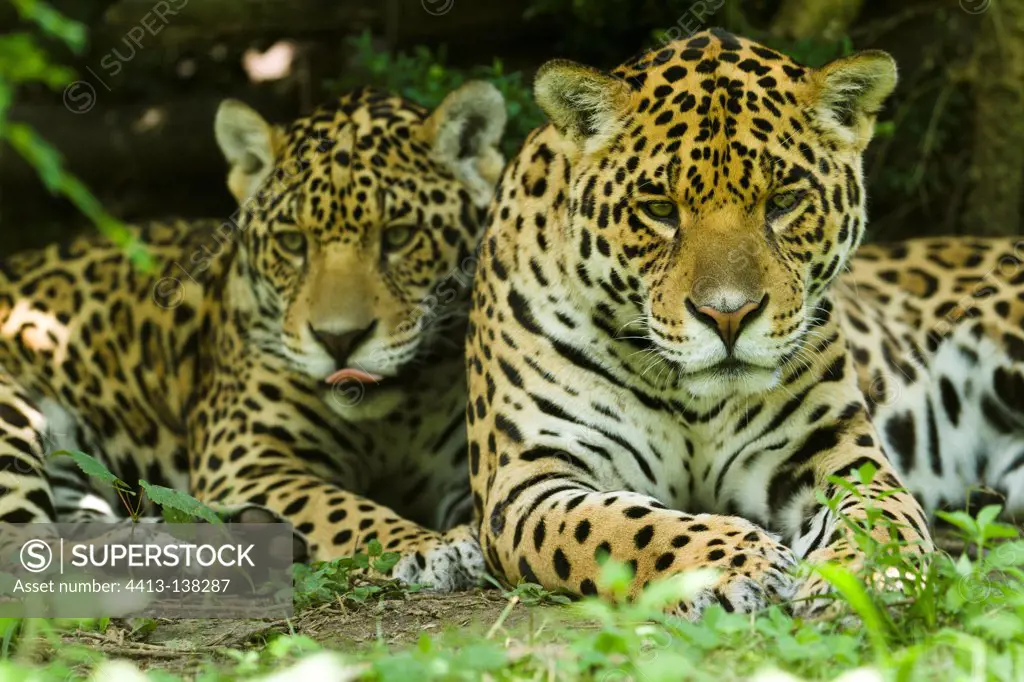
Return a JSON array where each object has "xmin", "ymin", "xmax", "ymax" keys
[
  {"xmin": 811, "ymin": 50, "xmax": 897, "ymax": 150},
  {"xmin": 422, "ymin": 81, "xmax": 507, "ymax": 207},
  {"xmin": 534, "ymin": 59, "xmax": 631, "ymax": 155},
  {"xmin": 215, "ymin": 99, "xmax": 283, "ymax": 203}
]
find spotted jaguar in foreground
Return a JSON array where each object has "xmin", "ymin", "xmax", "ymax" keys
[{"xmin": 465, "ymin": 29, "xmax": 1022, "ymax": 619}]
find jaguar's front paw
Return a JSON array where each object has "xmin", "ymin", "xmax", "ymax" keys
[
  {"xmin": 670, "ymin": 515, "xmax": 801, "ymax": 620},
  {"xmin": 790, "ymin": 570, "xmax": 839, "ymax": 619},
  {"xmin": 791, "ymin": 547, "xmax": 926, "ymax": 622},
  {"xmin": 391, "ymin": 524, "xmax": 485, "ymax": 592}
]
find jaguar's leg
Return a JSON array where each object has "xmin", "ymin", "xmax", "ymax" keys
[
  {"xmin": 197, "ymin": 467, "xmax": 484, "ymax": 591},
  {"xmin": 479, "ymin": 462, "xmax": 799, "ymax": 619},
  {"xmin": 189, "ymin": 378, "xmax": 485, "ymax": 591},
  {"xmin": 786, "ymin": 412, "xmax": 932, "ymax": 618}
]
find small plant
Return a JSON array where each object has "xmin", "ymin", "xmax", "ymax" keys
[
  {"xmin": 482, "ymin": 575, "xmax": 574, "ymax": 606},
  {"xmin": 292, "ymin": 538, "xmax": 407, "ymax": 611},
  {"xmin": 54, "ymin": 449, "xmax": 221, "ymax": 523},
  {"xmin": 806, "ymin": 463, "xmax": 1024, "ymax": 671}
]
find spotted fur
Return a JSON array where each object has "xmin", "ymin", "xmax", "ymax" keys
[
  {"xmin": 0, "ymin": 82, "xmax": 506, "ymax": 590},
  {"xmin": 466, "ymin": 30, "xmax": 935, "ymax": 618},
  {"xmin": 841, "ymin": 238, "xmax": 1024, "ymax": 517}
]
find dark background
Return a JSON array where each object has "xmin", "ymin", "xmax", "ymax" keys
[{"xmin": 2, "ymin": 0, "xmax": 1022, "ymax": 255}]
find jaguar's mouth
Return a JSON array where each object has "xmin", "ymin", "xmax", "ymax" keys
[
  {"xmin": 324, "ymin": 365, "xmax": 412, "ymax": 391},
  {"xmin": 320, "ymin": 365, "xmax": 407, "ymax": 421},
  {"xmin": 706, "ymin": 357, "xmax": 764, "ymax": 377},
  {"xmin": 670, "ymin": 356, "xmax": 782, "ymax": 397},
  {"xmin": 666, "ymin": 353, "xmax": 773, "ymax": 378},
  {"xmin": 325, "ymin": 367, "xmax": 385, "ymax": 385}
]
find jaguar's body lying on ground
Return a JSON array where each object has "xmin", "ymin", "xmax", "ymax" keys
[
  {"xmin": 465, "ymin": 29, "xmax": 1024, "ymax": 618},
  {"xmin": 0, "ymin": 82, "xmax": 506, "ymax": 590},
  {"xmin": 839, "ymin": 238, "xmax": 1024, "ymax": 516}
]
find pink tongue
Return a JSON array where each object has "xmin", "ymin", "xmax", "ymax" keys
[{"xmin": 325, "ymin": 368, "xmax": 384, "ymax": 385}]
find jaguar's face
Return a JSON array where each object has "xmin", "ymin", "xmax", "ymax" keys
[
  {"xmin": 537, "ymin": 30, "xmax": 895, "ymax": 400},
  {"xmin": 216, "ymin": 84, "xmax": 506, "ymax": 418}
]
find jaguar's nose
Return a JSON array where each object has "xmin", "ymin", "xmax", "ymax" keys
[
  {"xmin": 310, "ymin": 321, "xmax": 377, "ymax": 365},
  {"xmin": 686, "ymin": 295, "xmax": 767, "ymax": 352}
]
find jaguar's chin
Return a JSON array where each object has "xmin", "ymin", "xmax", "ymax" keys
[
  {"xmin": 677, "ymin": 359, "xmax": 782, "ymax": 400},
  {"xmin": 321, "ymin": 381, "xmax": 406, "ymax": 422}
]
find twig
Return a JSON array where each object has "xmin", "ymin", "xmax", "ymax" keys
[
  {"xmin": 90, "ymin": 645, "xmax": 216, "ymax": 659},
  {"xmin": 486, "ymin": 596, "xmax": 519, "ymax": 640}
]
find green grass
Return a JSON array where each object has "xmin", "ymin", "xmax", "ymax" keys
[{"xmin": 0, "ymin": 505, "xmax": 1021, "ymax": 681}]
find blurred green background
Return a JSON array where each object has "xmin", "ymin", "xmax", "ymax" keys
[{"xmin": 1, "ymin": 0, "xmax": 1021, "ymax": 255}]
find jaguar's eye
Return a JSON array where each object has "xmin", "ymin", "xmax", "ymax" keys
[
  {"xmin": 382, "ymin": 225, "xmax": 417, "ymax": 253},
  {"xmin": 641, "ymin": 201, "xmax": 678, "ymax": 222},
  {"xmin": 275, "ymin": 230, "xmax": 307, "ymax": 256},
  {"xmin": 766, "ymin": 191, "xmax": 806, "ymax": 219}
]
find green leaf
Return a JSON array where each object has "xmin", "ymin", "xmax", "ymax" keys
[
  {"xmin": 814, "ymin": 562, "xmax": 890, "ymax": 662},
  {"xmin": 10, "ymin": 0, "xmax": 87, "ymax": 53},
  {"xmin": 265, "ymin": 634, "xmax": 320, "ymax": 658},
  {"xmin": 935, "ymin": 510, "xmax": 979, "ymax": 538},
  {"xmin": 975, "ymin": 504, "xmax": 1002, "ymax": 531},
  {"xmin": 3, "ymin": 123, "xmax": 154, "ymax": 270},
  {"xmin": 129, "ymin": 618, "xmax": 157, "ymax": 638},
  {"xmin": 0, "ymin": 618, "xmax": 21, "ymax": 658},
  {"xmin": 451, "ymin": 642, "xmax": 507, "ymax": 672},
  {"xmin": 855, "ymin": 461, "xmax": 878, "ymax": 486},
  {"xmin": 160, "ymin": 507, "xmax": 194, "ymax": 524},
  {"xmin": 52, "ymin": 449, "xmax": 133, "ymax": 493},
  {"xmin": 968, "ymin": 611, "xmax": 1024, "ymax": 640},
  {"xmin": 597, "ymin": 557, "xmax": 634, "ymax": 600},
  {"xmin": 5, "ymin": 121, "xmax": 63, "ymax": 190},
  {"xmin": 635, "ymin": 568, "xmax": 717, "ymax": 612},
  {"xmin": 373, "ymin": 551, "xmax": 400, "ymax": 574},
  {"xmin": 0, "ymin": 33, "xmax": 75, "ymax": 88},
  {"xmin": 139, "ymin": 480, "xmax": 221, "ymax": 524}
]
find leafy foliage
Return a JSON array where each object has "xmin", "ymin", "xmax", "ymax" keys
[
  {"xmin": 52, "ymin": 449, "xmax": 133, "ymax": 495},
  {"xmin": 492, "ymin": 579, "xmax": 574, "ymax": 606},
  {"xmin": 53, "ymin": 449, "xmax": 220, "ymax": 523},
  {"xmin": 292, "ymin": 538, "xmax": 407, "ymax": 611},
  {"xmin": 8, "ymin": 453, "xmax": 1024, "ymax": 679},
  {"xmin": 331, "ymin": 31, "xmax": 545, "ymax": 158},
  {"xmin": 0, "ymin": 0, "xmax": 150, "ymax": 268},
  {"xmin": 139, "ymin": 479, "xmax": 222, "ymax": 524}
]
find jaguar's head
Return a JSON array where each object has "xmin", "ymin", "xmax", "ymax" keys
[
  {"xmin": 216, "ymin": 82, "xmax": 506, "ymax": 418},
  {"xmin": 536, "ymin": 29, "xmax": 895, "ymax": 400}
]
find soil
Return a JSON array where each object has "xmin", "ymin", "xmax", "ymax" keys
[{"xmin": 50, "ymin": 588, "xmax": 577, "ymax": 677}]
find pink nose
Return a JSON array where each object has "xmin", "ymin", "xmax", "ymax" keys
[{"xmin": 688, "ymin": 296, "xmax": 766, "ymax": 351}]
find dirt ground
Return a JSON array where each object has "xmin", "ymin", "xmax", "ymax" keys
[{"xmin": 52, "ymin": 588, "xmax": 573, "ymax": 677}]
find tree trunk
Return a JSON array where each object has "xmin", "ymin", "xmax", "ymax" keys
[{"xmin": 962, "ymin": 0, "xmax": 1024, "ymax": 236}]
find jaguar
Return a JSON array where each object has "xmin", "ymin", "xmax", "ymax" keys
[
  {"xmin": 462, "ymin": 29, "xmax": 1008, "ymax": 618},
  {"xmin": 0, "ymin": 81, "xmax": 506, "ymax": 590}
]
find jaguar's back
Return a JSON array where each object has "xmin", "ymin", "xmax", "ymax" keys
[{"xmin": 0, "ymin": 221, "xmax": 216, "ymax": 521}]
